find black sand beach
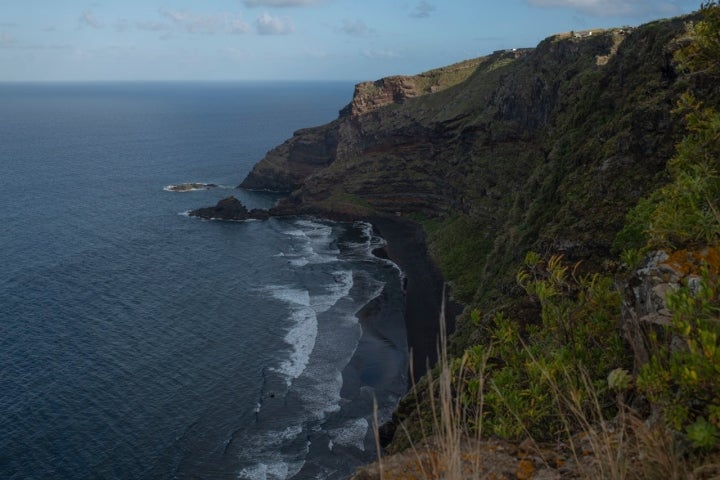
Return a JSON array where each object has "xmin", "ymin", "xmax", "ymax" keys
[{"xmin": 368, "ymin": 216, "xmax": 458, "ymax": 382}]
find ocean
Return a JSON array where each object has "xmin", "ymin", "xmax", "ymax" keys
[{"xmin": 0, "ymin": 82, "xmax": 408, "ymax": 479}]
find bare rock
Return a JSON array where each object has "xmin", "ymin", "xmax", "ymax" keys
[{"xmin": 188, "ymin": 196, "xmax": 269, "ymax": 221}]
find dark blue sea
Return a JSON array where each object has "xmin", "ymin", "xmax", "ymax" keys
[{"xmin": 0, "ymin": 83, "xmax": 408, "ymax": 479}]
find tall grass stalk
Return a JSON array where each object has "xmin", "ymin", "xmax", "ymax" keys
[{"xmin": 383, "ymin": 286, "xmax": 490, "ymax": 479}]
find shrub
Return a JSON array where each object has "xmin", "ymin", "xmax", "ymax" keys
[
  {"xmin": 637, "ymin": 265, "xmax": 720, "ymax": 450},
  {"xmin": 457, "ymin": 253, "xmax": 628, "ymax": 441}
]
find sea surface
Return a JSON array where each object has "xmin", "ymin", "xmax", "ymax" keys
[{"xmin": 0, "ymin": 82, "xmax": 408, "ymax": 479}]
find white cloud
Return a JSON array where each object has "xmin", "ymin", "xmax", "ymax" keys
[
  {"xmin": 338, "ymin": 19, "xmax": 372, "ymax": 36},
  {"xmin": 158, "ymin": 9, "xmax": 249, "ymax": 34},
  {"xmin": 526, "ymin": 0, "xmax": 688, "ymax": 17},
  {"xmin": 256, "ymin": 12, "xmax": 294, "ymax": 35},
  {"xmin": 362, "ymin": 49, "xmax": 401, "ymax": 59},
  {"xmin": 79, "ymin": 9, "xmax": 102, "ymax": 29},
  {"xmin": 410, "ymin": 1, "xmax": 436, "ymax": 18},
  {"xmin": 0, "ymin": 32, "xmax": 16, "ymax": 47},
  {"xmin": 243, "ymin": 0, "xmax": 321, "ymax": 7},
  {"xmin": 135, "ymin": 20, "xmax": 173, "ymax": 33}
]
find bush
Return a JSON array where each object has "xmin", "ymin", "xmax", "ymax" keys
[
  {"xmin": 457, "ymin": 253, "xmax": 628, "ymax": 441},
  {"xmin": 637, "ymin": 265, "xmax": 720, "ymax": 449}
]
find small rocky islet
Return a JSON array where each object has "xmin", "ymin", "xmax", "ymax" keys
[{"xmin": 164, "ymin": 182, "xmax": 218, "ymax": 192}]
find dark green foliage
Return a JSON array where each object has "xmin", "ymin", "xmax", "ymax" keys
[
  {"xmin": 637, "ymin": 266, "xmax": 720, "ymax": 450},
  {"xmin": 456, "ymin": 254, "xmax": 628, "ymax": 441},
  {"xmin": 676, "ymin": 1, "xmax": 720, "ymax": 82},
  {"xmin": 425, "ymin": 215, "xmax": 492, "ymax": 303},
  {"xmin": 616, "ymin": 3, "xmax": 720, "ymax": 253}
]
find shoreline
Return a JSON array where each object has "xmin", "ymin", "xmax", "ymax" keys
[
  {"xmin": 366, "ymin": 215, "xmax": 460, "ymax": 382},
  {"xmin": 195, "ymin": 193, "xmax": 458, "ymax": 382}
]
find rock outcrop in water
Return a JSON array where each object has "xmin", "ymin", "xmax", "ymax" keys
[
  {"xmin": 165, "ymin": 182, "xmax": 218, "ymax": 192},
  {"xmin": 188, "ymin": 196, "xmax": 269, "ymax": 221}
]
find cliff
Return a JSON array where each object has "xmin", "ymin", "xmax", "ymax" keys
[
  {"xmin": 240, "ymin": 56, "xmax": 485, "ymax": 193},
  {"xmin": 241, "ymin": 17, "xmax": 691, "ymax": 308}
]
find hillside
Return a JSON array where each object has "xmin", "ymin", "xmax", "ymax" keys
[
  {"xmin": 226, "ymin": 6, "xmax": 720, "ymax": 477},
  {"xmin": 242, "ymin": 16, "xmax": 688, "ymax": 306}
]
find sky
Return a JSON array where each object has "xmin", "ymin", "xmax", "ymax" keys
[{"xmin": 0, "ymin": 0, "xmax": 703, "ymax": 82}]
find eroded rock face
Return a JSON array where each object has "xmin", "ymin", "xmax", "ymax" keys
[
  {"xmin": 343, "ymin": 76, "xmax": 420, "ymax": 117},
  {"xmin": 238, "ymin": 57, "xmax": 485, "ymax": 197},
  {"xmin": 340, "ymin": 57, "xmax": 487, "ymax": 117},
  {"xmin": 240, "ymin": 123, "xmax": 340, "ymax": 193}
]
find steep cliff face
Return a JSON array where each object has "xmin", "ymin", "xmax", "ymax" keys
[
  {"xmin": 240, "ymin": 17, "xmax": 692, "ymax": 306},
  {"xmin": 340, "ymin": 56, "xmax": 489, "ymax": 116},
  {"xmin": 240, "ymin": 57, "xmax": 483, "ymax": 194}
]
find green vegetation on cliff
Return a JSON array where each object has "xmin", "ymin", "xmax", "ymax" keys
[{"xmin": 396, "ymin": 1, "xmax": 720, "ymax": 462}]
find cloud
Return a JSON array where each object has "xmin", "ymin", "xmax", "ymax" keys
[
  {"xmin": 243, "ymin": 0, "xmax": 321, "ymax": 7},
  {"xmin": 0, "ymin": 37, "xmax": 72, "ymax": 51},
  {"xmin": 526, "ymin": 0, "xmax": 688, "ymax": 17},
  {"xmin": 362, "ymin": 48, "xmax": 401, "ymax": 59},
  {"xmin": 338, "ymin": 19, "xmax": 372, "ymax": 36},
  {"xmin": 79, "ymin": 9, "xmax": 102, "ymax": 28},
  {"xmin": 0, "ymin": 32, "xmax": 16, "ymax": 47},
  {"xmin": 256, "ymin": 12, "xmax": 294, "ymax": 34},
  {"xmin": 135, "ymin": 20, "xmax": 173, "ymax": 33},
  {"xmin": 158, "ymin": 9, "xmax": 249, "ymax": 34},
  {"xmin": 410, "ymin": 1, "xmax": 436, "ymax": 18}
]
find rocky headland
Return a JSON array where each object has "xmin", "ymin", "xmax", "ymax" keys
[{"xmin": 188, "ymin": 196, "xmax": 269, "ymax": 221}]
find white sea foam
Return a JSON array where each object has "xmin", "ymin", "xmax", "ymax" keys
[
  {"xmin": 266, "ymin": 286, "xmax": 310, "ymax": 307},
  {"xmin": 236, "ymin": 425, "xmax": 306, "ymax": 480},
  {"xmin": 303, "ymin": 369, "xmax": 344, "ymax": 418},
  {"xmin": 289, "ymin": 257, "xmax": 309, "ymax": 267},
  {"xmin": 283, "ymin": 229, "xmax": 307, "ymax": 238},
  {"xmin": 274, "ymin": 307, "xmax": 317, "ymax": 385},
  {"xmin": 328, "ymin": 418, "xmax": 369, "ymax": 452},
  {"xmin": 281, "ymin": 220, "xmax": 340, "ymax": 266},
  {"xmin": 312, "ymin": 270, "xmax": 353, "ymax": 314},
  {"xmin": 264, "ymin": 271, "xmax": 355, "ymax": 386},
  {"xmin": 238, "ymin": 461, "xmax": 289, "ymax": 480}
]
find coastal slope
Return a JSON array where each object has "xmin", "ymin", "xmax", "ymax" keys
[{"xmin": 242, "ymin": 16, "xmax": 690, "ymax": 308}]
